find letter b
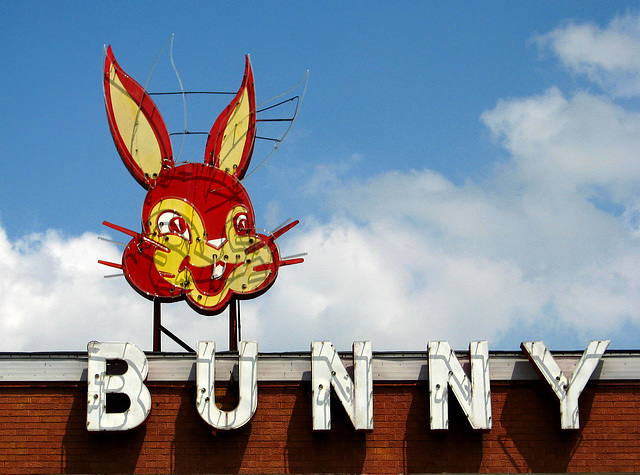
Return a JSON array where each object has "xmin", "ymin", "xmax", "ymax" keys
[{"xmin": 86, "ymin": 341, "xmax": 151, "ymax": 431}]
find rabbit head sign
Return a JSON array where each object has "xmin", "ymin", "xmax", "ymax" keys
[{"xmin": 99, "ymin": 46, "xmax": 303, "ymax": 315}]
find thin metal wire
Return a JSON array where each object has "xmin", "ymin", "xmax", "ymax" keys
[
  {"xmin": 123, "ymin": 40, "xmax": 309, "ymax": 196},
  {"xmin": 143, "ymin": 36, "xmax": 173, "ymax": 91},
  {"xmin": 169, "ymin": 131, "xmax": 283, "ymax": 142},
  {"xmin": 98, "ymin": 236, "xmax": 126, "ymax": 247},
  {"xmin": 164, "ymin": 92, "xmax": 300, "ymax": 146},
  {"xmin": 256, "ymin": 96, "xmax": 297, "ymax": 114},
  {"xmin": 241, "ymin": 70, "xmax": 309, "ymax": 182},
  {"xmin": 257, "ymin": 118, "xmax": 294, "ymax": 122},
  {"xmin": 256, "ymin": 70, "xmax": 308, "ymax": 112},
  {"xmin": 133, "ymin": 35, "xmax": 174, "ymax": 162},
  {"xmin": 205, "ymin": 72, "xmax": 305, "ymax": 194},
  {"xmin": 148, "ymin": 91, "xmax": 235, "ymax": 95},
  {"xmin": 282, "ymin": 253, "xmax": 308, "ymax": 260},
  {"xmin": 169, "ymin": 36, "xmax": 188, "ymax": 162},
  {"xmin": 271, "ymin": 217, "xmax": 293, "ymax": 234},
  {"xmin": 256, "ymin": 136, "xmax": 281, "ymax": 143},
  {"xmin": 169, "ymin": 131, "xmax": 208, "ymax": 136}
]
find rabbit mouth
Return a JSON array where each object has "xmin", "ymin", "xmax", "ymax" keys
[
  {"xmin": 171, "ymin": 256, "xmax": 233, "ymax": 287},
  {"xmin": 208, "ymin": 240, "xmax": 228, "ymax": 279},
  {"xmin": 212, "ymin": 262, "xmax": 226, "ymax": 279}
]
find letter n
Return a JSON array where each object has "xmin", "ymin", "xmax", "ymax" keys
[
  {"xmin": 311, "ymin": 341, "xmax": 373, "ymax": 430},
  {"xmin": 428, "ymin": 341, "xmax": 492, "ymax": 430},
  {"xmin": 86, "ymin": 341, "xmax": 151, "ymax": 431}
]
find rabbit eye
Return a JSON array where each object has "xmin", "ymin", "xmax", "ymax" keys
[
  {"xmin": 157, "ymin": 211, "xmax": 191, "ymax": 241},
  {"xmin": 235, "ymin": 213, "xmax": 249, "ymax": 235}
]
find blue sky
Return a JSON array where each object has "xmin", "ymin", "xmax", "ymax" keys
[{"xmin": 1, "ymin": 2, "xmax": 640, "ymax": 352}]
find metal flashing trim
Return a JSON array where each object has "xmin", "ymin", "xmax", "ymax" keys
[{"xmin": 0, "ymin": 350, "xmax": 639, "ymax": 383}]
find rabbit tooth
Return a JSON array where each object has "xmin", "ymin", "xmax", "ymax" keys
[{"xmin": 212, "ymin": 263, "xmax": 226, "ymax": 280}]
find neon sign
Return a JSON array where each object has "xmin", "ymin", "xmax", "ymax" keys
[
  {"xmin": 99, "ymin": 47, "xmax": 302, "ymax": 315},
  {"xmin": 86, "ymin": 339, "xmax": 610, "ymax": 431}
]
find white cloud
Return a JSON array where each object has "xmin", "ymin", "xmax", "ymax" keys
[
  {"xmin": 0, "ymin": 225, "xmax": 232, "ymax": 352},
  {"xmin": 240, "ymin": 15, "xmax": 640, "ymax": 351},
  {"xmin": 242, "ymin": 160, "xmax": 640, "ymax": 351},
  {"xmin": 0, "ymin": 227, "xmax": 147, "ymax": 351},
  {"xmin": 2, "ymin": 14, "xmax": 640, "ymax": 353},
  {"xmin": 533, "ymin": 13, "xmax": 640, "ymax": 97},
  {"xmin": 482, "ymin": 87, "xmax": 640, "ymax": 196}
]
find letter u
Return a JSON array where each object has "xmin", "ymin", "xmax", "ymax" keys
[{"xmin": 196, "ymin": 341, "xmax": 258, "ymax": 430}]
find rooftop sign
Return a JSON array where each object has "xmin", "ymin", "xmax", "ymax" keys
[
  {"xmin": 83, "ymin": 339, "xmax": 611, "ymax": 432},
  {"xmin": 99, "ymin": 47, "xmax": 302, "ymax": 316}
]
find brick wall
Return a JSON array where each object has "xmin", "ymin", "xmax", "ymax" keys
[{"xmin": 1, "ymin": 381, "xmax": 639, "ymax": 473}]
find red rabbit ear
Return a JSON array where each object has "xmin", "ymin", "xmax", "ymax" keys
[
  {"xmin": 204, "ymin": 55, "xmax": 256, "ymax": 179},
  {"xmin": 104, "ymin": 46, "xmax": 174, "ymax": 188}
]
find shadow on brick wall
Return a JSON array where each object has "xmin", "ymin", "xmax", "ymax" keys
[
  {"xmin": 403, "ymin": 385, "xmax": 484, "ymax": 473},
  {"xmin": 499, "ymin": 383, "xmax": 593, "ymax": 472},
  {"xmin": 170, "ymin": 384, "xmax": 251, "ymax": 473},
  {"xmin": 61, "ymin": 387, "xmax": 146, "ymax": 473},
  {"xmin": 284, "ymin": 386, "xmax": 367, "ymax": 473}
]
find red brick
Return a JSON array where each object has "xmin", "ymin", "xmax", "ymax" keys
[{"xmin": 0, "ymin": 382, "xmax": 639, "ymax": 473}]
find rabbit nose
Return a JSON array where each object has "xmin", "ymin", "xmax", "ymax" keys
[{"xmin": 206, "ymin": 237, "xmax": 227, "ymax": 249}]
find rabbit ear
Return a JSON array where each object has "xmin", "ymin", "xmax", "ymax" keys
[
  {"xmin": 104, "ymin": 46, "xmax": 174, "ymax": 188},
  {"xmin": 204, "ymin": 55, "xmax": 256, "ymax": 179}
]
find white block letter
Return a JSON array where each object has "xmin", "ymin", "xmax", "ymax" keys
[
  {"xmin": 428, "ymin": 341, "xmax": 492, "ymax": 430},
  {"xmin": 86, "ymin": 341, "xmax": 151, "ymax": 431},
  {"xmin": 311, "ymin": 341, "xmax": 373, "ymax": 431},
  {"xmin": 196, "ymin": 341, "xmax": 258, "ymax": 430},
  {"xmin": 521, "ymin": 340, "xmax": 609, "ymax": 429}
]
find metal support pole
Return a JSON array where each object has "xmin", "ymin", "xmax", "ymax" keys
[
  {"xmin": 153, "ymin": 299, "xmax": 162, "ymax": 352},
  {"xmin": 229, "ymin": 297, "xmax": 239, "ymax": 351},
  {"xmin": 160, "ymin": 325, "xmax": 195, "ymax": 353}
]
